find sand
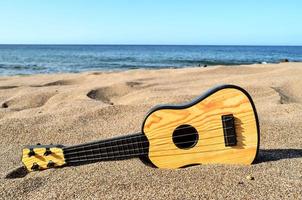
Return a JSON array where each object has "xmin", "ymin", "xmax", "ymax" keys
[{"xmin": 0, "ymin": 62, "xmax": 301, "ymax": 199}]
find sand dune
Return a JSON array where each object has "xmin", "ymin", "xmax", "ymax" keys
[{"xmin": 1, "ymin": 62, "xmax": 302, "ymax": 199}]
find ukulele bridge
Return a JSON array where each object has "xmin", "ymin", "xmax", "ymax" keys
[{"xmin": 222, "ymin": 114, "xmax": 237, "ymax": 146}]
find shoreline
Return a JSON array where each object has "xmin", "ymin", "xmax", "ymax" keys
[{"xmin": 1, "ymin": 61, "xmax": 300, "ymax": 78}]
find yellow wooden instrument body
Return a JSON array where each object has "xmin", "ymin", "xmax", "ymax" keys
[{"xmin": 142, "ymin": 85, "xmax": 259, "ymax": 168}]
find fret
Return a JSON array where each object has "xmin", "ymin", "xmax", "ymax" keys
[
  {"xmin": 91, "ymin": 146, "xmax": 97, "ymax": 157},
  {"xmin": 119, "ymin": 138, "xmax": 126, "ymax": 157},
  {"xmin": 126, "ymin": 137, "xmax": 133, "ymax": 155},
  {"xmin": 133, "ymin": 136, "xmax": 139, "ymax": 154},
  {"xmin": 82, "ymin": 146, "xmax": 88, "ymax": 161},
  {"xmin": 115, "ymin": 139, "xmax": 121, "ymax": 156},
  {"xmin": 103, "ymin": 142, "xmax": 108, "ymax": 159},
  {"xmin": 140, "ymin": 135, "xmax": 144, "ymax": 154},
  {"xmin": 128, "ymin": 136, "xmax": 134, "ymax": 154},
  {"xmin": 107, "ymin": 140, "xmax": 113, "ymax": 158},
  {"xmin": 112, "ymin": 140, "xmax": 119, "ymax": 158},
  {"xmin": 97, "ymin": 143, "xmax": 102, "ymax": 157}
]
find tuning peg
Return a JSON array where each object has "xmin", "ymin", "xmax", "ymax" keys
[
  {"xmin": 28, "ymin": 148, "xmax": 35, "ymax": 157},
  {"xmin": 31, "ymin": 163, "xmax": 40, "ymax": 171},
  {"xmin": 44, "ymin": 147, "xmax": 52, "ymax": 156},
  {"xmin": 47, "ymin": 160, "xmax": 55, "ymax": 168}
]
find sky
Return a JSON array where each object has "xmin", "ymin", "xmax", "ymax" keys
[{"xmin": 0, "ymin": 0, "xmax": 301, "ymax": 45}]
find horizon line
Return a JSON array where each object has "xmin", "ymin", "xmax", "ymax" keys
[{"xmin": 0, "ymin": 43, "xmax": 302, "ymax": 47}]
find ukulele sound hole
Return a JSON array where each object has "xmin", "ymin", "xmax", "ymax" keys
[{"xmin": 172, "ymin": 124, "xmax": 199, "ymax": 149}]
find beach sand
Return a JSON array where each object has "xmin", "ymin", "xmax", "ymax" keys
[{"xmin": 0, "ymin": 62, "xmax": 301, "ymax": 199}]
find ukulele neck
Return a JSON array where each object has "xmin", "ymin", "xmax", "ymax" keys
[{"xmin": 63, "ymin": 133, "xmax": 149, "ymax": 166}]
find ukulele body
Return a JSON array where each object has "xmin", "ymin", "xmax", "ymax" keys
[{"xmin": 141, "ymin": 85, "xmax": 260, "ymax": 168}]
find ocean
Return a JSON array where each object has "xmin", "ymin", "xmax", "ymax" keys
[{"xmin": 0, "ymin": 45, "xmax": 301, "ymax": 75}]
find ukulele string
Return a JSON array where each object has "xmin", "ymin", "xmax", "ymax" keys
[
  {"xmin": 63, "ymin": 137, "xmax": 224, "ymax": 158},
  {"xmin": 23, "ymin": 128, "xmax": 242, "ymax": 165},
  {"xmin": 63, "ymin": 119, "xmax": 249, "ymax": 155},
  {"xmin": 64, "ymin": 142, "xmax": 237, "ymax": 164},
  {"xmin": 64, "ymin": 141, "xmax": 231, "ymax": 162},
  {"xmin": 62, "ymin": 128, "xmax": 238, "ymax": 158},
  {"xmin": 62, "ymin": 122, "xmax": 245, "ymax": 158},
  {"xmin": 63, "ymin": 128, "xmax": 241, "ymax": 160},
  {"xmin": 24, "ymin": 135, "xmax": 229, "ymax": 164},
  {"xmin": 66, "ymin": 146, "xmax": 251, "ymax": 166},
  {"xmin": 63, "ymin": 117, "xmax": 250, "ymax": 153},
  {"xmin": 141, "ymin": 112, "xmax": 252, "ymax": 137},
  {"xmin": 24, "ymin": 140, "xmax": 239, "ymax": 166},
  {"xmin": 139, "ymin": 120, "xmax": 247, "ymax": 142},
  {"xmin": 63, "ymin": 116, "xmax": 242, "ymax": 152},
  {"xmin": 24, "ymin": 129, "xmax": 228, "ymax": 160}
]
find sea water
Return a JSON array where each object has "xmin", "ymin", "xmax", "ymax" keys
[{"xmin": 0, "ymin": 45, "xmax": 301, "ymax": 75}]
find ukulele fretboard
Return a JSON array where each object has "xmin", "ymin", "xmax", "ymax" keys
[{"xmin": 63, "ymin": 133, "xmax": 149, "ymax": 165}]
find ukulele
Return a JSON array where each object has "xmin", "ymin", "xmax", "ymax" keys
[{"xmin": 21, "ymin": 84, "xmax": 260, "ymax": 172}]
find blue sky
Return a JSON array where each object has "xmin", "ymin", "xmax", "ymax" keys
[{"xmin": 0, "ymin": 1, "xmax": 301, "ymax": 45}]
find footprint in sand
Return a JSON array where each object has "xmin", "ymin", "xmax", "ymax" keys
[
  {"xmin": 0, "ymin": 85, "xmax": 19, "ymax": 90},
  {"xmin": 271, "ymin": 83, "xmax": 301, "ymax": 105},
  {"xmin": 87, "ymin": 81, "xmax": 147, "ymax": 105},
  {"xmin": 1, "ymin": 91, "xmax": 56, "ymax": 111},
  {"xmin": 31, "ymin": 79, "xmax": 77, "ymax": 87}
]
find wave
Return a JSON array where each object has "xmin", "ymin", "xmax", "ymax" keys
[
  {"xmin": 164, "ymin": 59, "xmax": 273, "ymax": 66},
  {"xmin": 0, "ymin": 64, "xmax": 47, "ymax": 71}
]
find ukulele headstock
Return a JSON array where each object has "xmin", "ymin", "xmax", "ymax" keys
[{"xmin": 22, "ymin": 144, "xmax": 66, "ymax": 172}]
